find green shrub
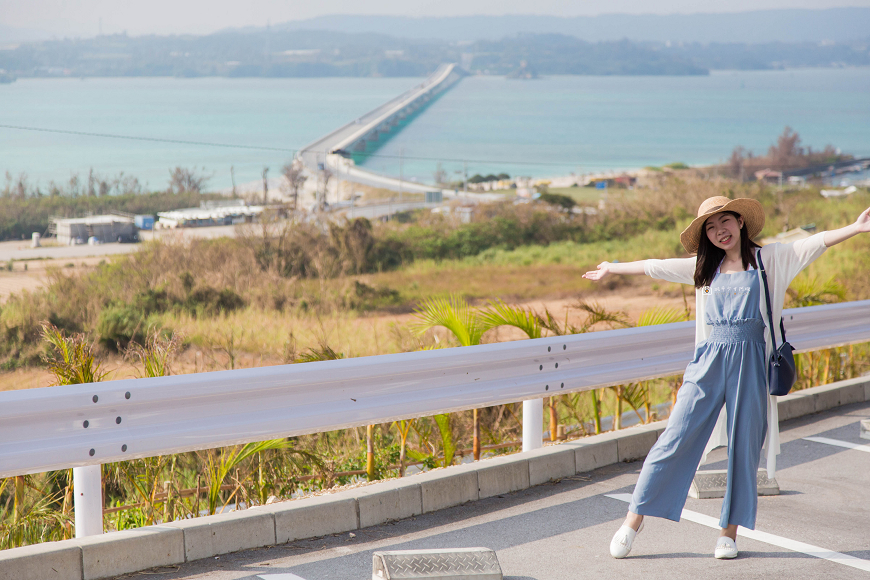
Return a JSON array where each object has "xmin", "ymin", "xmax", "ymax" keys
[
  {"xmin": 345, "ymin": 281, "xmax": 402, "ymax": 311},
  {"xmin": 183, "ymin": 287, "xmax": 245, "ymax": 317},
  {"xmin": 538, "ymin": 192, "xmax": 577, "ymax": 210},
  {"xmin": 97, "ymin": 305, "xmax": 154, "ymax": 349}
]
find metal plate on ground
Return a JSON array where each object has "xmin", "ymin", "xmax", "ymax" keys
[
  {"xmin": 372, "ymin": 548, "xmax": 503, "ymax": 580},
  {"xmin": 861, "ymin": 419, "xmax": 870, "ymax": 441},
  {"xmin": 689, "ymin": 468, "xmax": 779, "ymax": 499}
]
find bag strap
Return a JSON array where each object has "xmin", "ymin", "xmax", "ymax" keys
[{"xmin": 756, "ymin": 249, "xmax": 786, "ymax": 348}]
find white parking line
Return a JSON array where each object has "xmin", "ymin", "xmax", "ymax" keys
[
  {"xmin": 605, "ymin": 493, "xmax": 870, "ymax": 572},
  {"xmin": 803, "ymin": 436, "xmax": 870, "ymax": 453},
  {"xmin": 257, "ymin": 574, "xmax": 308, "ymax": 580}
]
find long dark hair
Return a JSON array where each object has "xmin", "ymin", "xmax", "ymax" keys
[{"xmin": 694, "ymin": 211, "xmax": 760, "ymax": 288}]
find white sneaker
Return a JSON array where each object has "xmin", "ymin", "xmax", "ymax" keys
[
  {"xmin": 715, "ymin": 536, "xmax": 738, "ymax": 559},
  {"xmin": 610, "ymin": 521, "xmax": 644, "ymax": 559}
]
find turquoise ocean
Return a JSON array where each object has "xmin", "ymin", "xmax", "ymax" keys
[{"xmin": 1, "ymin": 68, "xmax": 869, "ymax": 191}]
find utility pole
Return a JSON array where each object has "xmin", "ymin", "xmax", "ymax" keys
[
  {"xmin": 399, "ymin": 146, "xmax": 404, "ymax": 206},
  {"xmin": 336, "ymin": 160, "xmax": 341, "ymax": 206},
  {"xmin": 262, "ymin": 167, "xmax": 269, "ymax": 205},
  {"xmin": 316, "ymin": 156, "xmax": 324, "ymax": 211}
]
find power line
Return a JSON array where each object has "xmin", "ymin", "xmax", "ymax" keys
[
  {"xmin": 1, "ymin": 123, "xmax": 579, "ymax": 169},
  {"xmin": 0, "ymin": 124, "xmax": 298, "ymax": 153}
]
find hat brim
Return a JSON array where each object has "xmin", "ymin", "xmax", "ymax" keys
[{"xmin": 679, "ymin": 199, "xmax": 765, "ymax": 254}]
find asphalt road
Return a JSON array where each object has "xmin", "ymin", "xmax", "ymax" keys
[
  {"xmin": 0, "ymin": 226, "xmax": 236, "ymax": 262},
  {"xmin": 120, "ymin": 400, "xmax": 870, "ymax": 580}
]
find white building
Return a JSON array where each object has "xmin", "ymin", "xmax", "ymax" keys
[
  {"xmin": 156, "ymin": 202, "xmax": 266, "ymax": 229},
  {"xmin": 52, "ymin": 215, "xmax": 137, "ymax": 246}
]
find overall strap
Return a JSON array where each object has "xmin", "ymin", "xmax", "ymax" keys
[{"xmin": 756, "ymin": 249, "xmax": 786, "ymax": 346}]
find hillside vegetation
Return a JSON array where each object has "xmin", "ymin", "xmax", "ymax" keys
[
  {"xmin": 1, "ymin": 175, "xmax": 868, "ymax": 548},
  {"xmin": 1, "ymin": 176, "xmax": 868, "ymax": 368}
]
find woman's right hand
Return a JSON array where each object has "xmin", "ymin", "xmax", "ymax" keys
[{"xmin": 583, "ymin": 262, "xmax": 611, "ymax": 281}]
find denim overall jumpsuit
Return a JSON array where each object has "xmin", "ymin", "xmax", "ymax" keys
[{"xmin": 629, "ymin": 268, "xmax": 768, "ymax": 530}]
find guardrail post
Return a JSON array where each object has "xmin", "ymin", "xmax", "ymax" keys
[
  {"xmin": 73, "ymin": 464, "xmax": 103, "ymax": 537},
  {"xmin": 522, "ymin": 399, "xmax": 543, "ymax": 452}
]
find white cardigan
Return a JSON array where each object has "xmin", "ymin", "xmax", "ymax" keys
[{"xmin": 643, "ymin": 231, "xmax": 829, "ymax": 478}]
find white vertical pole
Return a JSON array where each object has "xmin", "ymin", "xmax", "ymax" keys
[
  {"xmin": 522, "ymin": 399, "xmax": 543, "ymax": 452},
  {"xmin": 74, "ymin": 465, "xmax": 103, "ymax": 538}
]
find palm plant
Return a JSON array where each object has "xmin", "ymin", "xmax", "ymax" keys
[
  {"xmin": 612, "ymin": 306, "xmax": 686, "ymax": 428},
  {"xmin": 411, "ymin": 295, "xmax": 488, "ymax": 465},
  {"xmin": 240, "ymin": 444, "xmax": 323, "ymax": 506},
  {"xmin": 291, "ymin": 343, "xmax": 364, "ymax": 478},
  {"xmin": 539, "ymin": 301, "xmax": 631, "ymax": 336},
  {"xmin": 106, "ymin": 456, "xmax": 170, "ymax": 526},
  {"xmin": 787, "ymin": 275, "xmax": 846, "ymax": 390},
  {"xmin": 98, "ymin": 332, "xmax": 185, "ymax": 526},
  {"xmin": 479, "ymin": 300, "xmax": 551, "ymax": 442},
  {"xmin": 391, "ymin": 420, "xmax": 415, "ymax": 476},
  {"xmin": 787, "ymin": 274, "xmax": 846, "ymax": 308},
  {"xmin": 126, "ymin": 331, "xmax": 183, "ymax": 378},
  {"xmin": 0, "ymin": 473, "xmax": 70, "ymax": 549},
  {"xmin": 293, "ymin": 344, "xmax": 345, "ymax": 363},
  {"xmin": 41, "ymin": 323, "xmax": 109, "ymax": 386},
  {"xmin": 538, "ymin": 301, "xmax": 630, "ymax": 434},
  {"xmin": 39, "ymin": 323, "xmax": 108, "ymax": 537},
  {"xmin": 479, "ymin": 300, "xmax": 543, "ymax": 339},
  {"xmin": 200, "ymin": 439, "xmax": 291, "ymax": 515}
]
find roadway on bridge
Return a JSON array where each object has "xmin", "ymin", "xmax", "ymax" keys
[
  {"xmin": 298, "ymin": 64, "xmax": 455, "ymax": 173},
  {"xmin": 129, "ymin": 400, "xmax": 870, "ymax": 580}
]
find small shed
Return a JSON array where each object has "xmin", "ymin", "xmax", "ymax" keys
[
  {"xmin": 754, "ymin": 169, "xmax": 783, "ymax": 184},
  {"xmin": 52, "ymin": 215, "xmax": 138, "ymax": 246},
  {"xmin": 135, "ymin": 215, "xmax": 155, "ymax": 230},
  {"xmin": 156, "ymin": 202, "xmax": 265, "ymax": 229}
]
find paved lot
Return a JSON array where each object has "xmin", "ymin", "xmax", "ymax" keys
[
  {"xmin": 119, "ymin": 402, "xmax": 870, "ymax": 580},
  {"xmin": 0, "ymin": 226, "xmax": 239, "ymax": 263}
]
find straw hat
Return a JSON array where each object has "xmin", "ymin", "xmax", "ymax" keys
[{"xmin": 679, "ymin": 196, "xmax": 765, "ymax": 254}]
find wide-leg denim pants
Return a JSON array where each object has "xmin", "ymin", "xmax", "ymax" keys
[{"xmin": 629, "ymin": 270, "xmax": 768, "ymax": 530}]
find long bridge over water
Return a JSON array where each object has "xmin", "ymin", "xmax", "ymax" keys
[{"xmin": 298, "ymin": 63, "xmax": 497, "ymax": 199}]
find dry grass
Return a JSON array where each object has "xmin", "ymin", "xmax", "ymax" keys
[{"xmin": 1, "ymin": 178, "xmax": 867, "ymax": 379}]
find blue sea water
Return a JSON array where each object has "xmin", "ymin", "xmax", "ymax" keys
[
  {"xmin": 360, "ymin": 69, "xmax": 870, "ymax": 182},
  {"xmin": 0, "ymin": 76, "xmax": 414, "ymax": 192},
  {"xmin": 1, "ymin": 68, "xmax": 869, "ymax": 191}
]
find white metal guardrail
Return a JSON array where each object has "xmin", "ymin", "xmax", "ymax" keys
[{"xmin": 1, "ymin": 300, "xmax": 869, "ymax": 535}]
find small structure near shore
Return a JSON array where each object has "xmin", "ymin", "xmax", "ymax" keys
[
  {"xmin": 51, "ymin": 214, "xmax": 138, "ymax": 245},
  {"xmin": 156, "ymin": 200, "xmax": 267, "ymax": 229}
]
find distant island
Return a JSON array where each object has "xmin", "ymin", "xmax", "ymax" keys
[{"xmin": 1, "ymin": 25, "xmax": 869, "ymax": 79}]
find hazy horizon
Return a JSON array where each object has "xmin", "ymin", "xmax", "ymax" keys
[{"xmin": 3, "ymin": 1, "xmax": 870, "ymax": 41}]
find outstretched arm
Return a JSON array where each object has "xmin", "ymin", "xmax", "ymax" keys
[
  {"xmin": 583, "ymin": 260, "xmax": 647, "ymax": 281},
  {"xmin": 824, "ymin": 206, "xmax": 870, "ymax": 247}
]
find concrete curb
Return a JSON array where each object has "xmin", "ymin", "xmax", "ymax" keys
[{"xmin": 2, "ymin": 376, "xmax": 868, "ymax": 580}]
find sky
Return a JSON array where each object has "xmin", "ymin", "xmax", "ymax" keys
[{"xmin": 2, "ymin": 0, "xmax": 870, "ymax": 39}]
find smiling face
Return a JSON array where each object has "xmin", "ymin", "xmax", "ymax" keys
[{"xmin": 704, "ymin": 211, "xmax": 744, "ymax": 252}]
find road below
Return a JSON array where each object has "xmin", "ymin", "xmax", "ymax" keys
[{"xmin": 117, "ymin": 400, "xmax": 870, "ymax": 580}]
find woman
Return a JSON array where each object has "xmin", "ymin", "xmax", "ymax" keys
[{"xmin": 582, "ymin": 195, "xmax": 870, "ymax": 560}]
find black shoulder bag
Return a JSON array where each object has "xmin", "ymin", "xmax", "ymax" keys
[{"xmin": 757, "ymin": 250, "xmax": 797, "ymax": 396}]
